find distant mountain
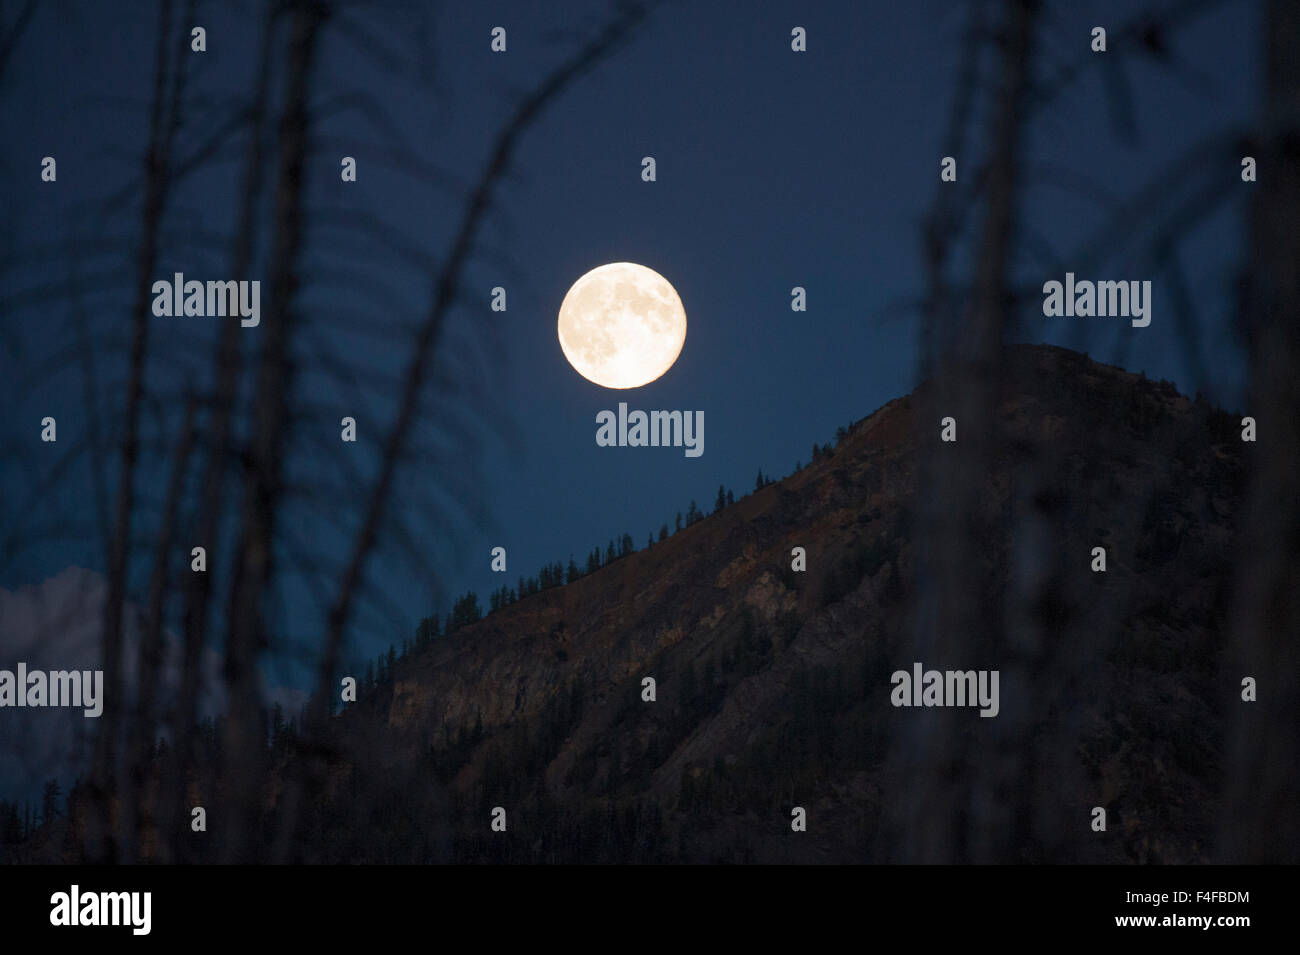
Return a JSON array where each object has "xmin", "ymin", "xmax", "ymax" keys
[
  {"xmin": 286, "ymin": 344, "xmax": 1244, "ymax": 863},
  {"xmin": 25, "ymin": 344, "xmax": 1248, "ymax": 863}
]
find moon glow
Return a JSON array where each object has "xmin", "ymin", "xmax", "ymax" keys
[{"xmin": 557, "ymin": 262, "xmax": 687, "ymax": 389}]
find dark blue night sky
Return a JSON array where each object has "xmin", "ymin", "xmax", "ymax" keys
[{"xmin": 1, "ymin": 0, "xmax": 1259, "ymax": 707}]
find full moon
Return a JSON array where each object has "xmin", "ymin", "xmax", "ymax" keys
[{"xmin": 557, "ymin": 262, "xmax": 687, "ymax": 389}]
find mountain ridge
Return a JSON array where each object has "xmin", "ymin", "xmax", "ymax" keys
[{"xmin": 314, "ymin": 343, "xmax": 1242, "ymax": 863}]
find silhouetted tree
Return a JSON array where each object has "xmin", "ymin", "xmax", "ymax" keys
[
  {"xmin": 269, "ymin": 703, "xmax": 285, "ymax": 745},
  {"xmin": 448, "ymin": 591, "xmax": 482, "ymax": 631},
  {"xmin": 1223, "ymin": 0, "xmax": 1300, "ymax": 864},
  {"xmin": 0, "ymin": 801, "xmax": 21, "ymax": 845},
  {"xmin": 41, "ymin": 779, "xmax": 62, "ymax": 824},
  {"xmin": 892, "ymin": 0, "xmax": 1039, "ymax": 864},
  {"xmin": 416, "ymin": 614, "xmax": 439, "ymax": 647}
]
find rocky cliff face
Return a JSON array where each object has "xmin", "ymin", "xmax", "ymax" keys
[{"xmin": 301, "ymin": 344, "xmax": 1246, "ymax": 863}]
